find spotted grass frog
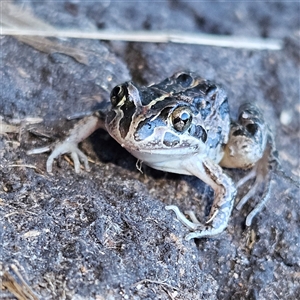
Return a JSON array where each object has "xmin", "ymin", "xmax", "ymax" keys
[{"xmin": 28, "ymin": 72, "xmax": 279, "ymax": 240}]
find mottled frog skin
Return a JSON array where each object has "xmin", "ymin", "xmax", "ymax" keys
[
  {"xmin": 28, "ymin": 72, "xmax": 278, "ymax": 240},
  {"xmin": 106, "ymin": 72, "xmax": 230, "ymax": 174}
]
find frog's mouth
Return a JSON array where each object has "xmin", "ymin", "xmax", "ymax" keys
[
  {"xmin": 125, "ymin": 141, "xmax": 202, "ymax": 161},
  {"xmin": 126, "ymin": 147, "xmax": 198, "ymax": 175}
]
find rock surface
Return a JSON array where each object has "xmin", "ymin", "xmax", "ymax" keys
[{"xmin": 1, "ymin": 1, "xmax": 299, "ymax": 299}]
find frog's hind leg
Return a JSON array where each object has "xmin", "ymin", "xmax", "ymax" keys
[
  {"xmin": 236, "ymin": 147, "xmax": 274, "ymax": 226},
  {"xmin": 221, "ymin": 103, "xmax": 279, "ymax": 226},
  {"xmin": 237, "ymin": 141, "xmax": 299, "ymax": 226}
]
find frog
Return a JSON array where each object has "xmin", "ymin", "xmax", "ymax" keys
[{"xmin": 28, "ymin": 71, "xmax": 278, "ymax": 240}]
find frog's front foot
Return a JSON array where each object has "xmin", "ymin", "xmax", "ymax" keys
[
  {"xmin": 165, "ymin": 159, "xmax": 236, "ymax": 240},
  {"xmin": 166, "ymin": 205, "xmax": 229, "ymax": 240},
  {"xmin": 27, "ymin": 141, "xmax": 90, "ymax": 173}
]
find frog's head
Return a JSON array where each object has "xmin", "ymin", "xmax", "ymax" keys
[{"xmin": 105, "ymin": 72, "xmax": 229, "ymax": 169}]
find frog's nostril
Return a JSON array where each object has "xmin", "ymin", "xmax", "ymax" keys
[{"xmin": 246, "ymin": 123, "xmax": 258, "ymax": 135}]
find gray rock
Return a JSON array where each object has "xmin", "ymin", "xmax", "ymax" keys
[{"xmin": 1, "ymin": 1, "xmax": 299, "ymax": 299}]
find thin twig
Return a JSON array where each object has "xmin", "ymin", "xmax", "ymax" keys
[
  {"xmin": 133, "ymin": 279, "xmax": 180, "ymax": 291},
  {"xmin": 8, "ymin": 164, "xmax": 37, "ymax": 169},
  {"xmin": 1, "ymin": 28, "xmax": 283, "ymax": 50}
]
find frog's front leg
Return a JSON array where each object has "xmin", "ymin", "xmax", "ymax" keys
[
  {"xmin": 166, "ymin": 159, "xmax": 236, "ymax": 240},
  {"xmin": 27, "ymin": 113, "xmax": 106, "ymax": 173}
]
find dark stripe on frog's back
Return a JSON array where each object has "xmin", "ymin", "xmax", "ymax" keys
[
  {"xmin": 139, "ymin": 86, "xmax": 193, "ymax": 107},
  {"xmin": 140, "ymin": 82, "xmax": 216, "ymax": 109},
  {"xmin": 149, "ymin": 96, "xmax": 180, "ymax": 112},
  {"xmin": 148, "ymin": 76, "xmax": 191, "ymax": 94},
  {"xmin": 178, "ymin": 81, "xmax": 217, "ymax": 98},
  {"xmin": 139, "ymin": 87, "xmax": 167, "ymax": 106},
  {"xmin": 139, "ymin": 77, "xmax": 205, "ymax": 106}
]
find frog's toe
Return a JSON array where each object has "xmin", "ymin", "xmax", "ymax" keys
[
  {"xmin": 70, "ymin": 151, "xmax": 81, "ymax": 173},
  {"xmin": 184, "ymin": 210, "xmax": 201, "ymax": 224},
  {"xmin": 165, "ymin": 205, "xmax": 199, "ymax": 230},
  {"xmin": 184, "ymin": 222, "xmax": 228, "ymax": 240},
  {"xmin": 245, "ymin": 177, "xmax": 274, "ymax": 226},
  {"xmin": 27, "ymin": 145, "xmax": 52, "ymax": 155},
  {"xmin": 46, "ymin": 142, "xmax": 90, "ymax": 173},
  {"xmin": 69, "ymin": 148, "xmax": 90, "ymax": 173},
  {"xmin": 185, "ymin": 230, "xmax": 208, "ymax": 241},
  {"xmin": 166, "ymin": 205, "xmax": 228, "ymax": 240},
  {"xmin": 235, "ymin": 161, "xmax": 275, "ymax": 226},
  {"xmin": 236, "ymin": 180, "xmax": 259, "ymax": 210},
  {"xmin": 75, "ymin": 148, "xmax": 90, "ymax": 172}
]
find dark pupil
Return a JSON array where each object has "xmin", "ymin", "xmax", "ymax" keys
[
  {"xmin": 174, "ymin": 117, "xmax": 185, "ymax": 126},
  {"xmin": 173, "ymin": 111, "xmax": 191, "ymax": 132},
  {"xmin": 174, "ymin": 118, "xmax": 183, "ymax": 130}
]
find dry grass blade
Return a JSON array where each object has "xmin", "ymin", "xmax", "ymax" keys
[
  {"xmin": 1, "ymin": 3, "xmax": 283, "ymax": 50},
  {"xmin": 1, "ymin": 2, "xmax": 54, "ymax": 30},
  {"xmin": 1, "ymin": 265, "xmax": 40, "ymax": 300},
  {"xmin": 0, "ymin": 120, "xmax": 19, "ymax": 134},
  {"xmin": 14, "ymin": 35, "xmax": 88, "ymax": 64},
  {"xmin": 2, "ymin": 28, "xmax": 283, "ymax": 50},
  {"xmin": 1, "ymin": 2, "xmax": 88, "ymax": 64}
]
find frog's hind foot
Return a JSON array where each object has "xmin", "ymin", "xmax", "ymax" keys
[{"xmin": 165, "ymin": 205, "xmax": 229, "ymax": 240}]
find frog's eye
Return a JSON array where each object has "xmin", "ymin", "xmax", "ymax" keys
[
  {"xmin": 176, "ymin": 73, "xmax": 193, "ymax": 87},
  {"xmin": 110, "ymin": 84, "xmax": 128, "ymax": 107},
  {"xmin": 171, "ymin": 106, "xmax": 193, "ymax": 132}
]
